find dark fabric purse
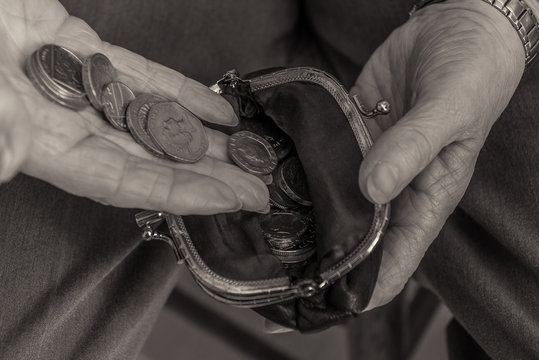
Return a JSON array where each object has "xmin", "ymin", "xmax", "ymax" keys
[{"xmin": 136, "ymin": 67, "xmax": 390, "ymax": 331}]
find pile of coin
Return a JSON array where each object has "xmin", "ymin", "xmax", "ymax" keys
[
  {"xmin": 25, "ymin": 44, "xmax": 318, "ymax": 270},
  {"xmin": 26, "ymin": 44, "xmax": 208, "ymax": 163},
  {"xmin": 226, "ymin": 112, "xmax": 317, "ymax": 267}
]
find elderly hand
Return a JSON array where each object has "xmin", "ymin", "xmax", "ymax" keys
[
  {"xmin": 351, "ymin": 0, "xmax": 526, "ymax": 309},
  {"xmin": 0, "ymin": 0, "xmax": 269, "ymax": 215}
]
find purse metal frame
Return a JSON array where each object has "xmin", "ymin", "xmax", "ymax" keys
[{"xmin": 136, "ymin": 67, "xmax": 390, "ymax": 308}]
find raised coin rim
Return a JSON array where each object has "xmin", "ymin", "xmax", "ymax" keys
[
  {"xmin": 228, "ymin": 130, "xmax": 278, "ymax": 175},
  {"xmin": 146, "ymin": 102, "xmax": 209, "ymax": 163},
  {"xmin": 126, "ymin": 93, "xmax": 168, "ymax": 158},
  {"xmin": 277, "ymin": 157, "xmax": 312, "ymax": 207},
  {"xmin": 101, "ymin": 81, "xmax": 135, "ymax": 132},
  {"xmin": 82, "ymin": 53, "xmax": 117, "ymax": 110},
  {"xmin": 36, "ymin": 44, "xmax": 86, "ymax": 96}
]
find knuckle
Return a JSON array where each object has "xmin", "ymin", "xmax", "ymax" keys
[
  {"xmin": 426, "ymin": 141, "xmax": 477, "ymax": 208},
  {"xmin": 394, "ymin": 125, "xmax": 436, "ymax": 167}
]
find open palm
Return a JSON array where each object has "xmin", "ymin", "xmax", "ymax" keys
[{"xmin": 0, "ymin": 0, "xmax": 268, "ymax": 215}]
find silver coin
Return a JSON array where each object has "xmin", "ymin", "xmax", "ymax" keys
[
  {"xmin": 101, "ymin": 81, "xmax": 135, "ymax": 131},
  {"xmin": 228, "ymin": 131, "xmax": 278, "ymax": 175},
  {"xmin": 270, "ymin": 236, "xmax": 316, "ymax": 264},
  {"xmin": 31, "ymin": 50, "xmax": 84, "ymax": 100},
  {"xmin": 126, "ymin": 94, "xmax": 169, "ymax": 158},
  {"xmin": 147, "ymin": 102, "xmax": 209, "ymax": 163},
  {"xmin": 242, "ymin": 118, "xmax": 293, "ymax": 161},
  {"xmin": 276, "ymin": 156, "xmax": 312, "ymax": 206},
  {"xmin": 26, "ymin": 51, "xmax": 88, "ymax": 110},
  {"xmin": 260, "ymin": 210, "xmax": 308, "ymax": 240},
  {"xmin": 36, "ymin": 44, "xmax": 86, "ymax": 96},
  {"xmin": 266, "ymin": 238, "xmax": 298, "ymax": 251},
  {"xmin": 82, "ymin": 53, "xmax": 117, "ymax": 110},
  {"xmin": 267, "ymin": 181, "xmax": 299, "ymax": 210}
]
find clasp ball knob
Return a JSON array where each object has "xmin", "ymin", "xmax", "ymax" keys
[{"xmin": 376, "ymin": 100, "xmax": 391, "ymax": 115}]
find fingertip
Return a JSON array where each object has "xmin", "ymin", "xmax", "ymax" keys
[
  {"xmin": 179, "ymin": 80, "xmax": 238, "ymax": 127},
  {"xmin": 165, "ymin": 175, "xmax": 242, "ymax": 215},
  {"xmin": 364, "ymin": 162, "xmax": 399, "ymax": 204},
  {"xmin": 239, "ymin": 178, "xmax": 270, "ymax": 213},
  {"xmin": 202, "ymin": 89, "xmax": 239, "ymax": 126}
]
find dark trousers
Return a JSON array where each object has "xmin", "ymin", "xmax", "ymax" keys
[{"xmin": 1, "ymin": 1, "xmax": 537, "ymax": 358}]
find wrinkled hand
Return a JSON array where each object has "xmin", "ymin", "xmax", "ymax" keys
[
  {"xmin": 351, "ymin": 0, "xmax": 525, "ymax": 309},
  {"xmin": 0, "ymin": 0, "xmax": 269, "ymax": 215}
]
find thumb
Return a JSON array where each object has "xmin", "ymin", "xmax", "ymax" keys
[{"xmin": 358, "ymin": 97, "xmax": 466, "ymax": 204}]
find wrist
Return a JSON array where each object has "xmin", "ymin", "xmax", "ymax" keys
[
  {"xmin": 410, "ymin": 0, "xmax": 526, "ymax": 78},
  {"xmin": 412, "ymin": 0, "xmax": 537, "ymax": 69},
  {"xmin": 405, "ymin": 0, "xmax": 525, "ymax": 128}
]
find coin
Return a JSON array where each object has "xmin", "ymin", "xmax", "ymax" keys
[
  {"xmin": 266, "ymin": 237, "xmax": 298, "ymax": 250},
  {"xmin": 101, "ymin": 81, "xmax": 135, "ymax": 131},
  {"xmin": 260, "ymin": 210, "xmax": 308, "ymax": 240},
  {"xmin": 147, "ymin": 102, "xmax": 209, "ymax": 163},
  {"xmin": 228, "ymin": 131, "xmax": 278, "ymax": 175},
  {"xmin": 36, "ymin": 44, "xmax": 86, "ymax": 96},
  {"xmin": 242, "ymin": 118, "xmax": 293, "ymax": 161},
  {"xmin": 26, "ymin": 50, "xmax": 88, "ymax": 110},
  {"xmin": 268, "ymin": 181, "xmax": 299, "ymax": 210},
  {"xmin": 270, "ymin": 238, "xmax": 316, "ymax": 264},
  {"xmin": 82, "ymin": 53, "xmax": 117, "ymax": 110},
  {"xmin": 126, "ymin": 94, "xmax": 168, "ymax": 158},
  {"xmin": 277, "ymin": 156, "xmax": 312, "ymax": 206}
]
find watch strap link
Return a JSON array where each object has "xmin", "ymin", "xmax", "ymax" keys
[{"xmin": 410, "ymin": 0, "xmax": 539, "ymax": 66}]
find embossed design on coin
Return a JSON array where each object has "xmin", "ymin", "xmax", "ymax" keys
[
  {"xmin": 277, "ymin": 156, "xmax": 312, "ymax": 206},
  {"xmin": 242, "ymin": 118, "xmax": 293, "ymax": 160},
  {"xmin": 126, "ymin": 94, "xmax": 168, "ymax": 158},
  {"xmin": 101, "ymin": 81, "xmax": 135, "ymax": 131},
  {"xmin": 37, "ymin": 44, "xmax": 85, "ymax": 95},
  {"xmin": 268, "ymin": 181, "xmax": 298, "ymax": 210},
  {"xmin": 270, "ymin": 237, "xmax": 316, "ymax": 264},
  {"xmin": 147, "ymin": 102, "xmax": 208, "ymax": 163},
  {"xmin": 228, "ymin": 131, "xmax": 278, "ymax": 175},
  {"xmin": 83, "ymin": 53, "xmax": 117, "ymax": 110},
  {"xmin": 260, "ymin": 210, "xmax": 308, "ymax": 250},
  {"xmin": 27, "ymin": 46, "xmax": 88, "ymax": 110}
]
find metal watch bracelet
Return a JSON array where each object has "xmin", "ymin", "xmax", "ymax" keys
[{"xmin": 410, "ymin": 0, "xmax": 539, "ymax": 66}]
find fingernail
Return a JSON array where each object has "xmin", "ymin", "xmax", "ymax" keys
[
  {"xmin": 221, "ymin": 197, "xmax": 242, "ymax": 213},
  {"xmin": 196, "ymin": 86, "xmax": 238, "ymax": 126},
  {"xmin": 253, "ymin": 202, "xmax": 271, "ymax": 214},
  {"xmin": 366, "ymin": 163, "xmax": 399, "ymax": 204}
]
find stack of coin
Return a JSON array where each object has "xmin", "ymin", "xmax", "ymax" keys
[
  {"xmin": 260, "ymin": 210, "xmax": 307, "ymax": 249},
  {"xmin": 26, "ymin": 44, "xmax": 89, "ymax": 110},
  {"xmin": 240, "ymin": 117, "xmax": 293, "ymax": 161},
  {"xmin": 259, "ymin": 210, "xmax": 316, "ymax": 265},
  {"xmin": 225, "ymin": 106, "xmax": 318, "ymax": 268},
  {"xmin": 26, "ymin": 44, "xmax": 209, "ymax": 164},
  {"xmin": 228, "ymin": 131, "xmax": 278, "ymax": 176}
]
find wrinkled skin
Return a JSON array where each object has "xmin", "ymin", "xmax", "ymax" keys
[
  {"xmin": 268, "ymin": 0, "xmax": 528, "ymax": 332},
  {"xmin": 0, "ymin": 0, "xmax": 269, "ymax": 215},
  {"xmin": 0, "ymin": 0, "xmax": 529, "ymax": 331},
  {"xmin": 352, "ymin": 0, "xmax": 524, "ymax": 309}
]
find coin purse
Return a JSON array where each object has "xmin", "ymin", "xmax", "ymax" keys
[{"xmin": 137, "ymin": 67, "xmax": 390, "ymax": 331}]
